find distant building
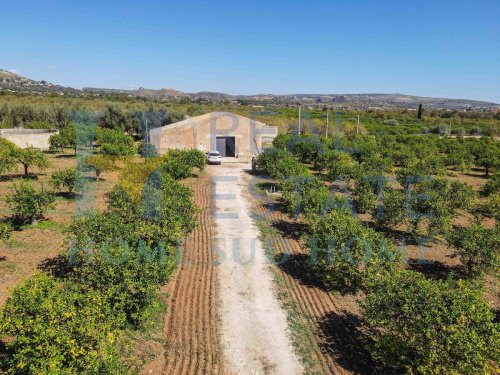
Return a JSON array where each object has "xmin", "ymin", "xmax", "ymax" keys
[{"xmin": 149, "ymin": 112, "xmax": 278, "ymax": 157}]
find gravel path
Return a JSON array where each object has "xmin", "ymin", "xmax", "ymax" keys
[{"xmin": 210, "ymin": 162, "xmax": 303, "ymax": 375}]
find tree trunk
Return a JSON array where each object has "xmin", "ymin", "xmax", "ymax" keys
[{"xmin": 23, "ymin": 164, "xmax": 29, "ymax": 176}]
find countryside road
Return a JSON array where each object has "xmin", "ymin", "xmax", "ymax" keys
[{"xmin": 210, "ymin": 161, "xmax": 303, "ymax": 375}]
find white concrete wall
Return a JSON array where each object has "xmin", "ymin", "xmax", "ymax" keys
[{"xmin": 0, "ymin": 129, "xmax": 58, "ymax": 150}]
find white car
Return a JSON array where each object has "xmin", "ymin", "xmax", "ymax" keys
[{"xmin": 207, "ymin": 151, "xmax": 222, "ymax": 165}]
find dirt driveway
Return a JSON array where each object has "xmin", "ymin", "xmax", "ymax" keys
[{"xmin": 210, "ymin": 161, "xmax": 302, "ymax": 375}]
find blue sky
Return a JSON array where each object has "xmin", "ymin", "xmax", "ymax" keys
[{"xmin": 1, "ymin": 0, "xmax": 499, "ymax": 102}]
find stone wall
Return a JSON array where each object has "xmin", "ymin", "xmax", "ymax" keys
[{"xmin": 0, "ymin": 129, "xmax": 58, "ymax": 150}]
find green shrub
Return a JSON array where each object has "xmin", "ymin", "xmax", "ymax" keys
[
  {"xmin": 48, "ymin": 133, "xmax": 66, "ymax": 152},
  {"xmin": 482, "ymin": 172, "xmax": 500, "ymax": 196},
  {"xmin": 71, "ymin": 241, "xmax": 175, "ymax": 326},
  {"xmin": 281, "ymin": 175, "xmax": 330, "ymax": 218},
  {"xmin": 256, "ymin": 148, "xmax": 291, "ymax": 177},
  {"xmin": 353, "ymin": 179, "xmax": 378, "ymax": 214},
  {"xmin": 6, "ymin": 181, "xmax": 55, "ymax": 224},
  {"xmin": 0, "ymin": 273, "xmax": 128, "ymax": 374},
  {"xmin": 25, "ymin": 121, "xmax": 54, "ymax": 129},
  {"xmin": 165, "ymin": 149, "xmax": 206, "ymax": 172},
  {"xmin": 288, "ymin": 135, "xmax": 324, "ymax": 164},
  {"xmin": 50, "ymin": 168, "xmax": 87, "ymax": 194},
  {"xmin": 138, "ymin": 142, "xmax": 159, "ymax": 158},
  {"xmin": 117, "ymin": 158, "xmax": 161, "ymax": 202},
  {"xmin": 308, "ymin": 208, "xmax": 401, "ymax": 293},
  {"xmin": 322, "ymin": 150, "xmax": 360, "ymax": 182},
  {"xmin": 448, "ymin": 225, "xmax": 500, "ymax": 278},
  {"xmin": 375, "ymin": 188, "xmax": 407, "ymax": 230},
  {"xmin": 0, "ymin": 221, "xmax": 12, "ymax": 242},
  {"xmin": 272, "ymin": 133, "xmax": 292, "ymax": 150},
  {"xmin": 362, "ymin": 270, "xmax": 499, "ymax": 374},
  {"xmin": 142, "ymin": 172, "xmax": 196, "ymax": 236},
  {"xmin": 160, "ymin": 157, "xmax": 192, "ymax": 180},
  {"xmin": 97, "ymin": 128, "xmax": 136, "ymax": 156},
  {"xmin": 68, "ymin": 212, "xmax": 135, "ymax": 252}
]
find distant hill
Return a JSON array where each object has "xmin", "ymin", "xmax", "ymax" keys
[
  {"xmin": 0, "ymin": 69, "xmax": 80, "ymax": 95},
  {"xmin": 1, "ymin": 69, "xmax": 499, "ymax": 110}
]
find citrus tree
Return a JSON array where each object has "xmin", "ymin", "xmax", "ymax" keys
[
  {"xmin": 362, "ymin": 270, "xmax": 499, "ymax": 374},
  {"xmin": 6, "ymin": 181, "xmax": 55, "ymax": 224}
]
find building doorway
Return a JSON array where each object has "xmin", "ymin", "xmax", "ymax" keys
[{"xmin": 216, "ymin": 136, "xmax": 236, "ymax": 157}]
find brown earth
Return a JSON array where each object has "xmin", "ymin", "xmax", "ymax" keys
[
  {"xmin": 0, "ymin": 152, "xmax": 119, "ymax": 309},
  {"xmin": 141, "ymin": 173, "xmax": 224, "ymax": 374},
  {"xmin": 249, "ymin": 183, "xmax": 376, "ymax": 374}
]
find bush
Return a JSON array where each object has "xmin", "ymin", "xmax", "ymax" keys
[
  {"xmin": 96, "ymin": 128, "xmax": 136, "ymax": 156},
  {"xmin": 353, "ymin": 179, "xmax": 378, "ymax": 214},
  {"xmin": 71, "ymin": 241, "xmax": 175, "ymax": 326},
  {"xmin": 160, "ymin": 157, "xmax": 192, "ymax": 180},
  {"xmin": 117, "ymin": 158, "xmax": 161, "ymax": 202},
  {"xmin": 138, "ymin": 142, "xmax": 159, "ymax": 158},
  {"xmin": 362, "ymin": 270, "xmax": 499, "ymax": 374},
  {"xmin": 142, "ymin": 172, "xmax": 196, "ymax": 236},
  {"xmin": 272, "ymin": 133, "xmax": 292, "ymax": 150},
  {"xmin": 308, "ymin": 208, "xmax": 401, "ymax": 293},
  {"xmin": 322, "ymin": 150, "xmax": 359, "ymax": 182},
  {"xmin": 0, "ymin": 273, "xmax": 127, "ymax": 374},
  {"xmin": 0, "ymin": 221, "xmax": 12, "ymax": 242},
  {"xmin": 50, "ymin": 168, "xmax": 87, "ymax": 194},
  {"xmin": 25, "ymin": 121, "xmax": 54, "ymax": 129},
  {"xmin": 482, "ymin": 172, "xmax": 500, "ymax": 196},
  {"xmin": 288, "ymin": 135, "xmax": 324, "ymax": 164},
  {"xmin": 48, "ymin": 133, "xmax": 66, "ymax": 152},
  {"xmin": 448, "ymin": 225, "xmax": 500, "ymax": 278},
  {"xmin": 165, "ymin": 149, "xmax": 206, "ymax": 172},
  {"xmin": 6, "ymin": 181, "xmax": 55, "ymax": 224},
  {"xmin": 281, "ymin": 175, "xmax": 331, "ymax": 218},
  {"xmin": 375, "ymin": 189, "xmax": 407, "ymax": 230}
]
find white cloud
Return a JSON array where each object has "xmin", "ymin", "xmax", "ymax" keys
[
  {"xmin": 7, "ymin": 68, "xmax": 20, "ymax": 74},
  {"xmin": 48, "ymin": 65, "xmax": 56, "ymax": 71}
]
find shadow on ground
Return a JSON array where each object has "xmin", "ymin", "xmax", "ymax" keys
[
  {"xmin": 38, "ymin": 254, "xmax": 72, "ymax": 278},
  {"xmin": 317, "ymin": 311, "xmax": 378, "ymax": 375}
]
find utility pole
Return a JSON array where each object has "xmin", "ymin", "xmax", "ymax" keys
[
  {"xmin": 356, "ymin": 114, "xmax": 360, "ymax": 134},
  {"xmin": 298, "ymin": 105, "xmax": 302, "ymax": 134},
  {"xmin": 325, "ymin": 109, "xmax": 329, "ymax": 138}
]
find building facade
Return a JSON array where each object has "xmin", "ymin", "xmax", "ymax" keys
[{"xmin": 149, "ymin": 112, "xmax": 278, "ymax": 157}]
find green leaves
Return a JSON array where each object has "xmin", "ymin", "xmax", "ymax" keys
[
  {"xmin": 362, "ymin": 270, "xmax": 499, "ymax": 374},
  {"xmin": 6, "ymin": 180, "xmax": 55, "ymax": 224},
  {"xmin": 96, "ymin": 128, "xmax": 136, "ymax": 156},
  {"xmin": 0, "ymin": 273, "xmax": 128, "ymax": 374},
  {"xmin": 448, "ymin": 225, "xmax": 500, "ymax": 278},
  {"xmin": 308, "ymin": 208, "xmax": 401, "ymax": 293},
  {"xmin": 50, "ymin": 168, "xmax": 87, "ymax": 194}
]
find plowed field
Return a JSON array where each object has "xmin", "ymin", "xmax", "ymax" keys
[
  {"xmin": 153, "ymin": 174, "xmax": 224, "ymax": 374},
  {"xmin": 249, "ymin": 179, "xmax": 377, "ymax": 375}
]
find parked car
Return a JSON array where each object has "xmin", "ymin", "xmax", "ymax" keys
[{"xmin": 207, "ymin": 151, "xmax": 222, "ymax": 165}]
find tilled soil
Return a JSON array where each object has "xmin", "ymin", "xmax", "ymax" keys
[
  {"xmin": 147, "ymin": 173, "xmax": 224, "ymax": 375},
  {"xmin": 248, "ymin": 177, "xmax": 377, "ymax": 375}
]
